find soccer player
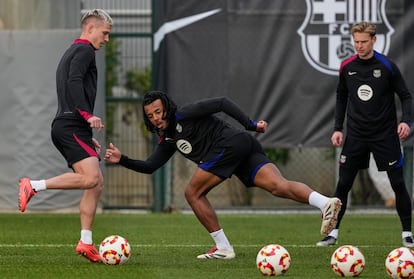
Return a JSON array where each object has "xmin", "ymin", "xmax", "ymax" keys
[
  {"xmin": 104, "ymin": 91, "xmax": 342, "ymax": 259},
  {"xmin": 316, "ymin": 22, "xmax": 413, "ymax": 247},
  {"xmin": 18, "ymin": 9, "xmax": 113, "ymax": 262}
]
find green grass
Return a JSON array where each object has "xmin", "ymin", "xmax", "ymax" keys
[{"xmin": 0, "ymin": 212, "xmax": 404, "ymax": 278}]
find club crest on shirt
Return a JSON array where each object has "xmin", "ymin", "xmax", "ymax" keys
[
  {"xmin": 298, "ymin": 0, "xmax": 394, "ymax": 76},
  {"xmin": 373, "ymin": 69, "xmax": 381, "ymax": 78},
  {"xmin": 176, "ymin": 123, "xmax": 182, "ymax": 133}
]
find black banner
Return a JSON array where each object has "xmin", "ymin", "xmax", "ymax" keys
[{"xmin": 154, "ymin": 0, "xmax": 414, "ymax": 148}]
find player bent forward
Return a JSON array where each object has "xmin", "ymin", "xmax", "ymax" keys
[{"xmin": 104, "ymin": 91, "xmax": 342, "ymax": 259}]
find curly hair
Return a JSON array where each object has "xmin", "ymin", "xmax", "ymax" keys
[{"xmin": 142, "ymin": 91, "xmax": 177, "ymax": 133}]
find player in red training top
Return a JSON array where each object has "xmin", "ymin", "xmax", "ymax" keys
[{"xmin": 19, "ymin": 9, "xmax": 112, "ymax": 262}]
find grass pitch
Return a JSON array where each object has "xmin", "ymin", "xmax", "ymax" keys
[{"xmin": 0, "ymin": 212, "xmax": 404, "ymax": 278}]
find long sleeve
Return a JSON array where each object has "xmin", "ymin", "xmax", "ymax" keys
[
  {"xmin": 334, "ymin": 73, "xmax": 348, "ymax": 132},
  {"xmin": 118, "ymin": 143, "xmax": 176, "ymax": 173},
  {"xmin": 391, "ymin": 62, "xmax": 412, "ymax": 126},
  {"xmin": 176, "ymin": 97, "xmax": 257, "ymax": 131},
  {"xmin": 55, "ymin": 42, "xmax": 97, "ymax": 122}
]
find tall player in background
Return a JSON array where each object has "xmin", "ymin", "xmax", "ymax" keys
[
  {"xmin": 18, "ymin": 9, "xmax": 112, "ymax": 262},
  {"xmin": 317, "ymin": 22, "xmax": 413, "ymax": 247}
]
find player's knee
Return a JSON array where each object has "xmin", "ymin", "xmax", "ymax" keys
[
  {"xmin": 184, "ymin": 186, "xmax": 202, "ymax": 204},
  {"xmin": 184, "ymin": 187, "xmax": 193, "ymax": 202},
  {"xmin": 266, "ymin": 182, "xmax": 291, "ymax": 198},
  {"xmin": 270, "ymin": 186, "xmax": 284, "ymax": 197},
  {"xmin": 83, "ymin": 173, "xmax": 103, "ymax": 190}
]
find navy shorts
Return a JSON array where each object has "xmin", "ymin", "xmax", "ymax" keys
[
  {"xmin": 51, "ymin": 119, "xmax": 100, "ymax": 168},
  {"xmin": 339, "ymin": 135, "xmax": 403, "ymax": 171},
  {"xmin": 198, "ymin": 132, "xmax": 271, "ymax": 187}
]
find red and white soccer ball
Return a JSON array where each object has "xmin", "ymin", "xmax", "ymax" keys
[
  {"xmin": 330, "ymin": 245, "xmax": 365, "ymax": 277},
  {"xmin": 99, "ymin": 235, "xmax": 131, "ymax": 265},
  {"xmin": 385, "ymin": 247, "xmax": 414, "ymax": 279},
  {"xmin": 256, "ymin": 244, "xmax": 291, "ymax": 276}
]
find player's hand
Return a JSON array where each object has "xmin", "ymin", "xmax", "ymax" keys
[
  {"xmin": 87, "ymin": 116, "xmax": 104, "ymax": 133},
  {"xmin": 398, "ymin": 122, "xmax": 410, "ymax": 140},
  {"xmin": 92, "ymin": 138, "xmax": 101, "ymax": 154},
  {"xmin": 256, "ymin": 120, "xmax": 268, "ymax": 133},
  {"xmin": 331, "ymin": 131, "xmax": 343, "ymax": 147},
  {"xmin": 104, "ymin": 142, "xmax": 121, "ymax": 163}
]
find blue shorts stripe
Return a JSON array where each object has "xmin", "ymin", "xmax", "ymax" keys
[
  {"xmin": 199, "ymin": 149, "xmax": 225, "ymax": 172},
  {"xmin": 249, "ymin": 162, "xmax": 267, "ymax": 184}
]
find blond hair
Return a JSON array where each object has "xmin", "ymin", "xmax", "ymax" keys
[
  {"xmin": 351, "ymin": 22, "xmax": 376, "ymax": 37},
  {"xmin": 81, "ymin": 9, "xmax": 113, "ymax": 27}
]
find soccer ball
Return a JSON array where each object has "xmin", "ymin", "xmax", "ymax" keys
[
  {"xmin": 330, "ymin": 245, "xmax": 365, "ymax": 277},
  {"xmin": 385, "ymin": 247, "xmax": 414, "ymax": 278},
  {"xmin": 99, "ymin": 235, "xmax": 131, "ymax": 265},
  {"xmin": 256, "ymin": 244, "xmax": 291, "ymax": 276}
]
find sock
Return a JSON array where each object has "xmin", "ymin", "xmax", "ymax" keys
[
  {"xmin": 328, "ymin": 229, "xmax": 339, "ymax": 239},
  {"xmin": 402, "ymin": 231, "xmax": 413, "ymax": 238},
  {"xmin": 210, "ymin": 229, "xmax": 232, "ymax": 250},
  {"xmin": 81, "ymin": 230, "xmax": 93, "ymax": 244},
  {"xmin": 308, "ymin": 191, "xmax": 330, "ymax": 210},
  {"xmin": 30, "ymin": 180, "xmax": 46, "ymax": 192}
]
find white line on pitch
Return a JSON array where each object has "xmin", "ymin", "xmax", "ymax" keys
[{"xmin": 0, "ymin": 244, "xmax": 397, "ymax": 248}]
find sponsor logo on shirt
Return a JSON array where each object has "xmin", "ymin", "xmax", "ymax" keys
[
  {"xmin": 357, "ymin": 84, "xmax": 373, "ymax": 101},
  {"xmin": 176, "ymin": 139, "xmax": 192, "ymax": 154}
]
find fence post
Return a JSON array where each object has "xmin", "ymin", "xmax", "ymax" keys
[
  {"xmin": 151, "ymin": 131, "xmax": 167, "ymax": 212},
  {"xmin": 153, "ymin": 166, "xmax": 165, "ymax": 212},
  {"xmin": 152, "ymin": 160, "xmax": 171, "ymax": 212},
  {"xmin": 151, "ymin": 0, "xmax": 165, "ymax": 212}
]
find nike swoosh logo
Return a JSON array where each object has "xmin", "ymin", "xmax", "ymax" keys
[
  {"xmin": 389, "ymin": 160, "xmax": 397, "ymax": 166},
  {"xmin": 348, "ymin": 71, "xmax": 357, "ymax": 75},
  {"xmin": 154, "ymin": 9, "xmax": 221, "ymax": 51}
]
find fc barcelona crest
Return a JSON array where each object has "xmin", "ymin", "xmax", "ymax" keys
[{"xmin": 297, "ymin": 0, "xmax": 394, "ymax": 76}]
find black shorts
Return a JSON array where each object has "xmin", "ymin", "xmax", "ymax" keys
[
  {"xmin": 339, "ymin": 135, "xmax": 403, "ymax": 171},
  {"xmin": 198, "ymin": 132, "xmax": 271, "ymax": 187},
  {"xmin": 51, "ymin": 119, "xmax": 99, "ymax": 168}
]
